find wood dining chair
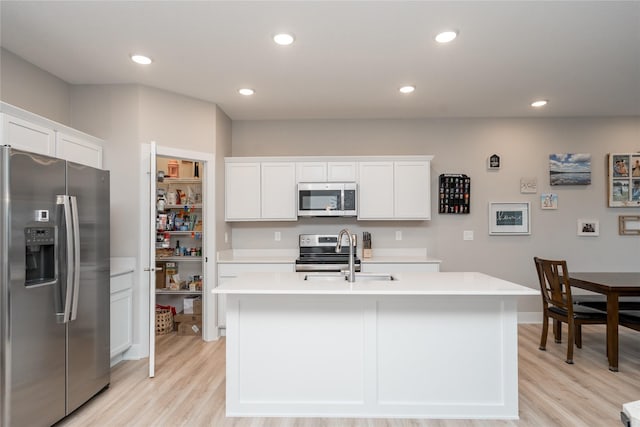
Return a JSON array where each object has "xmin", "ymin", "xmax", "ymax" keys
[{"xmin": 533, "ymin": 257, "xmax": 608, "ymax": 364}]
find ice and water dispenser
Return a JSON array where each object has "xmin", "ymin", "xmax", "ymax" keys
[{"xmin": 24, "ymin": 225, "xmax": 56, "ymax": 286}]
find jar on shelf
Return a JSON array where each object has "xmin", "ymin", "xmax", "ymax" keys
[{"xmin": 167, "ymin": 160, "xmax": 179, "ymax": 178}]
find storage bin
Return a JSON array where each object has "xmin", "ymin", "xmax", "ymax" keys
[{"xmin": 155, "ymin": 308, "xmax": 174, "ymax": 335}]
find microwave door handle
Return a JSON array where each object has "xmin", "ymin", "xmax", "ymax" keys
[
  {"xmin": 70, "ymin": 196, "xmax": 81, "ymax": 321},
  {"xmin": 57, "ymin": 195, "xmax": 74, "ymax": 323}
]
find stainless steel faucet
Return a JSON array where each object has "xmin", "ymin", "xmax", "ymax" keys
[{"xmin": 336, "ymin": 228, "xmax": 356, "ymax": 282}]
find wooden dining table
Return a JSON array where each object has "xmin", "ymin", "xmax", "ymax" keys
[{"xmin": 569, "ymin": 272, "xmax": 640, "ymax": 371}]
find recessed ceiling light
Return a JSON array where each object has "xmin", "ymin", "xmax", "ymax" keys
[
  {"xmin": 130, "ymin": 54, "xmax": 152, "ymax": 65},
  {"xmin": 399, "ymin": 85, "xmax": 416, "ymax": 94},
  {"xmin": 238, "ymin": 88, "xmax": 255, "ymax": 96},
  {"xmin": 531, "ymin": 99, "xmax": 548, "ymax": 108},
  {"xmin": 273, "ymin": 33, "xmax": 295, "ymax": 46},
  {"xmin": 435, "ymin": 31, "xmax": 458, "ymax": 43}
]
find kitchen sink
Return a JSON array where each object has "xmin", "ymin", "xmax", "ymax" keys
[{"xmin": 304, "ymin": 272, "xmax": 396, "ymax": 282}]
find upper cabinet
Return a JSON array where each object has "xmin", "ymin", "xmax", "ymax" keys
[
  {"xmin": 56, "ymin": 132, "xmax": 103, "ymax": 169},
  {"xmin": 296, "ymin": 161, "xmax": 357, "ymax": 183},
  {"xmin": 226, "ymin": 161, "xmax": 297, "ymax": 221},
  {"xmin": 1, "ymin": 114, "xmax": 56, "ymax": 157},
  {"xmin": 358, "ymin": 159, "xmax": 431, "ymax": 220},
  {"xmin": 226, "ymin": 156, "xmax": 432, "ymax": 222},
  {"xmin": 1, "ymin": 103, "xmax": 104, "ymax": 169}
]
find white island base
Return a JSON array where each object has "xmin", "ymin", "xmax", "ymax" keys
[{"xmin": 220, "ymin": 272, "xmax": 536, "ymax": 420}]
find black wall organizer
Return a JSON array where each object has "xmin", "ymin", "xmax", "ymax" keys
[{"xmin": 439, "ymin": 174, "xmax": 471, "ymax": 214}]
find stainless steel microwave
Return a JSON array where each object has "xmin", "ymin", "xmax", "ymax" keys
[{"xmin": 297, "ymin": 182, "xmax": 357, "ymax": 217}]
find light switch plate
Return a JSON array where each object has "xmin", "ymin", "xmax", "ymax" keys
[{"xmin": 463, "ymin": 230, "xmax": 474, "ymax": 241}]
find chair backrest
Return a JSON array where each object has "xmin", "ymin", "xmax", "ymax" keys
[{"xmin": 533, "ymin": 257, "xmax": 574, "ymax": 311}]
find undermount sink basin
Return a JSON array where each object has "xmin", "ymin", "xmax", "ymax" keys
[{"xmin": 304, "ymin": 272, "xmax": 396, "ymax": 282}]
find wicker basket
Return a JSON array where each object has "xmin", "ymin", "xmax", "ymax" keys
[{"xmin": 155, "ymin": 308, "xmax": 174, "ymax": 335}]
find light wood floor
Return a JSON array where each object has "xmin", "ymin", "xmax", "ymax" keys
[{"xmin": 57, "ymin": 324, "xmax": 640, "ymax": 427}]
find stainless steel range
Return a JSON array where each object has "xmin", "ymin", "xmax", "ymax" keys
[{"xmin": 295, "ymin": 234, "xmax": 361, "ymax": 272}]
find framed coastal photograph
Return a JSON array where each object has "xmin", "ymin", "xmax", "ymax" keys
[
  {"xmin": 541, "ymin": 193, "xmax": 558, "ymax": 210},
  {"xmin": 489, "ymin": 202, "xmax": 531, "ymax": 235},
  {"xmin": 577, "ymin": 219, "xmax": 599, "ymax": 236},
  {"xmin": 549, "ymin": 153, "xmax": 591, "ymax": 186}
]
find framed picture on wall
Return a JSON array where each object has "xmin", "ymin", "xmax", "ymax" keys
[
  {"xmin": 489, "ymin": 202, "xmax": 531, "ymax": 235},
  {"xmin": 577, "ymin": 219, "xmax": 599, "ymax": 236},
  {"xmin": 541, "ymin": 193, "xmax": 558, "ymax": 210},
  {"xmin": 549, "ymin": 153, "xmax": 591, "ymax": 186},
  {"xmin": 609, "ymin": 153, "xmax": 640, "ymax": 207}
]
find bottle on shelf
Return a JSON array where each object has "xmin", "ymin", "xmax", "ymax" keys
[{"xmin": 175, "ymin": 240, "xmax": 180, "ymax": 256}]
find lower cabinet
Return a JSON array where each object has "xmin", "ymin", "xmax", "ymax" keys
[
  {"xmin": 217, "ymin": 262, "xmax": 295, "ymax": 331},
  {"xmin": 361, "ymin": 262, "xmax": 440, "ymax": 273},
  {"xmin": 110, "ymin": 270, "xmax": 133, "ymax": 363}
]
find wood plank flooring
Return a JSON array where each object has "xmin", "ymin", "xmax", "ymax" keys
[{"xmin": 57, "ymin": 324, "xmax": 640, "ymax": 427}]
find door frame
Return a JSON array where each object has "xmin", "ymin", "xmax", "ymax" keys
[{"xmin": 140, "ymin": 142, "xmax": 217, "ymax": 378}]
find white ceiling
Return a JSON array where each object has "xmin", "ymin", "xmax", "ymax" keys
[{"xmin": 1, "ymin": 1, "xmax": 639, "ymax": 121}]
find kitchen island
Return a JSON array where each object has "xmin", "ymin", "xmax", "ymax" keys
[{"xmin": 213, "ymin": 271, "xmax": 537, "ymax": 420}]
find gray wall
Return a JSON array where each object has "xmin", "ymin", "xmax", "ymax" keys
[
  {"xmin": 231, "ymin": 118, "xmax": 640, "ymax": 311},
  {"xmin": 0, "ymin": 48, "xmax": 71, "ymax": 125}
]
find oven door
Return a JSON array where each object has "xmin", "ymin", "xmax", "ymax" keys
[{"xmin": 298, "ymin": 183, "xmax": 344, "ymax": 216}]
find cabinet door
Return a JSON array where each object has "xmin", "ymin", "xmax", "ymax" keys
[
  {"xmin": 328, "ymin": 162, "xmax": 357, "ymax": 182},
  {"xmin": 296, "ymin": 162, "xmax": 327, "ymax": 182},
  {"xmin": 358, "ymin": 162, "xmax": 394, "ymax": 219},
  {"xmin": 225, "ymin": 162, "xmax": 261, "ymax": 220},
  {"xmin": 1, "ymin": 114, "xmax": 55, "ymax": 156},
  {"xmin": 261, "ymin": 162, "xmax": 297, "ymax": 220},
  {"xmin": 110, "ymin": 289, "xmax": 133, "ymax": 358},
  {"xmin": 394, "ymin": 160, "xmax": 431, "ymax": 219},
  {"xmin": 56, "ymin": 132, "xmax": 103, "ymax": 168}
]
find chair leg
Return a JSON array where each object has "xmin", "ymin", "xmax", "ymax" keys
[
  {"xmin": 566, "ymin": 320, "xmax": 575, "ymax": 364},
  {"xmin": 539, "ymin": 317, "xmax": 549, "ymax": 351},
  {"xmin": 575, "ymin": 323, "xmax": 582, "ymax": 349},
  {"xmin": 553, "ymin": 319, "xmax": 562, "ymax": 343}
]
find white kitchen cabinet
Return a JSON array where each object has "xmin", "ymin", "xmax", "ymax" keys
[
  {"xmin": 394, "ymin": 160, "xmax": 431, "ymax": 219},
  {"xmin": 296, "ymin": 161, "xmax": 357, "ymax": 183},
  {"xmin": 56, "ymin": 132, "xmax": 103, "ymax": 169},
  {"xmin": 296, "ymin": 162, "xmax": 327, "ymax": 182},
  {"xmin": 225, "ymin": 162, "xmax": 261, "ymax": 220},
  {"xmin": 226, "ymin": 161, "xmax": 296, "ymax": 221},
  {"xmin": 1, "ymin": 105, "xmax": 104, "ymax": 169},
  {"xmin": 358, "ymin": 162, "xmax": 395, "ymax": 219},
  {"xmin": 358, "ymin": 159, "xmax": 431, "ymax": 220},
  {"xmin": 217, "ymin": 262, "xmax": 295, "ymax": 331},
  {"xmin": 327, "ymin": 161, "xmax": 357, "ymax": 182},
  {"xmin": 261, "ymin": 162, "xmax": 297, "ymax": 220},
  {"xmin": 1, "ymin": 113, "xmax": 56, "ymax": 157},
  {"xmin": 110, "ymin": 269, "xmax": 134, "ymax": 363}
]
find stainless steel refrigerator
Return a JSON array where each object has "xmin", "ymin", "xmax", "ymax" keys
[{"xmin": 1, "ymin": 146, "xmax": 110, "ymax": 426}]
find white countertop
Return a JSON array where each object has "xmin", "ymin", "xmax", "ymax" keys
[{"xmin": 213, "ymin": 271, "xmax": 537, "ymax": 296}]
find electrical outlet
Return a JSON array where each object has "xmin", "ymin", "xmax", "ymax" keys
[
  {"xmin": 224, "ymin": 232, "xmax": 229, "ymax": 243},
  {"xmin": 275, "ymin": 231, "xmax": 281, "ymax": 241},
  {"xmin": 395, "ymin": 230, "xmax": 402, "ymax": 241},
  {"xmin": 463, "ymin": 230, "xmax": 474, "ymax": 241}
]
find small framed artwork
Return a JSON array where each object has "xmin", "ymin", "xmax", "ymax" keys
[
  {"xmin": 549, "ymin": 153, "xmax": 591, "ymax": 185},
  {"xmin": 489, "ymin": 202, "xmax": 531, "ymax": 235},
  {"xmin": 520, "ymin": 177, "xmax": 537, "ymax": 194},
  {"xmin": 488, "ymin": 154, "xmax": 501, "ymax": 170},
  {"xmin": 541, "ymin": 193, "xmax": 558, "ymax": 210},
  {"xmin": 577, "ymin": 219, "xmax": 599, "ymax": 236},
  {"xmin": 619, "ymin": 215, "xmax": 640, "ymax": 235}
]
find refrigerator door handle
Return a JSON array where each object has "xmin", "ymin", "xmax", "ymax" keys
[
  {"xmin": 57, "ymin": 195, "xmax": 74, "ymax": 323},
  {"xmin": 70, "ymin": 195, "xmax": 81, "ymax": 321}
]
